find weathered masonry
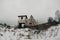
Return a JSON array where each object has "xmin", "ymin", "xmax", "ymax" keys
[
  {"xmin": 18, "ymin": 15, "xmax": 38, "ymax": 28},
  {"xmin": 18, "ymin": 15, "xmax": 28, "ymax": 28}
]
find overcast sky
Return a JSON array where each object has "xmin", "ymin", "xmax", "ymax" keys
[{"xmin": 0, "ymin": 0, "xmax": 60, "ymax": 25}]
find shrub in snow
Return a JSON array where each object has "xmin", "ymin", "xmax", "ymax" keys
[
  {"xmin": 48, "ymin": 17, "xmax": 53, "ymax": 23},
  {"xmin": 4, "ymin": 23, "xmax": 7, "ymax": 27},
  {"xmin": 7, "ymin": 25, "xmax": 11, "ymax": 29}
]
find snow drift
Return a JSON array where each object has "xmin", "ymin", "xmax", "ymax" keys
[{"xmin": 0, "ymin": 24, "xmax": 60, "ymax": 40}]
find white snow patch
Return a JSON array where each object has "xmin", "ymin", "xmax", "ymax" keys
[{"xmin": 0, "ymin": 25, "xmax": 60, "ymax": 40}]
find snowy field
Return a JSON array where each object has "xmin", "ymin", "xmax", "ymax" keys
[{"xmin": 0, "ymin": 24, "xmax": 60, "ymax": 40}]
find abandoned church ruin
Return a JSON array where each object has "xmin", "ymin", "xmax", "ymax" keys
[
  {"xmin": 17, "ymin": 13, "xmax": 59, "ymax": 30},
  {"xmin": 18, "ymin": 15, "xmax": 38, "ymax": 28}
]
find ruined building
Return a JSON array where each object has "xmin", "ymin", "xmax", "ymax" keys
[{"xmin": 18, "ymin": 15, "xmax": 38, "ymax": 28}]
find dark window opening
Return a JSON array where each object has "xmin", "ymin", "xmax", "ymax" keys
[
  {"xmin": 21, "ymin": 17, "xmax": 23, "ymax": 19},
  {"xmin": 29, "ymin": 23, "xmax": 32, "ymax": 24}
]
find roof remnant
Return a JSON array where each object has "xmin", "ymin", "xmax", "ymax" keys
[{"xmin": 18, "ymin": 15, "xmax": 27, "ymax": 17}]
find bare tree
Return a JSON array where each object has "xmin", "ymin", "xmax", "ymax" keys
[{"xmin": 55, "ymin": 10, "xmax": 60, "ymax": 23}]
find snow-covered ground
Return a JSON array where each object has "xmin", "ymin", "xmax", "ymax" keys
[{"xmin": 0, "ymin": 24, "xmax": 60, "ymax": 40}]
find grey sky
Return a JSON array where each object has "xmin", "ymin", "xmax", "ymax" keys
[{"xmin": 0, "ymin": 0, "xmax": 60, "ymax": 25}]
